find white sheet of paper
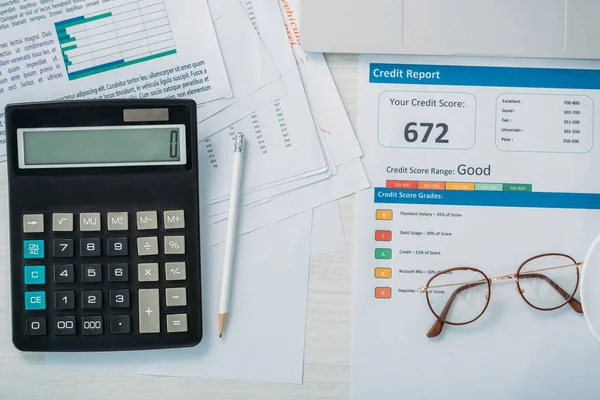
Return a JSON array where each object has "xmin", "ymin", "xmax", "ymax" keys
[
  {"xmin": 310, "ymin": 201, "xmax": 346, "ymax": 256},
  {"xmin": 0, "ymin": 0, "xmax": 232, "ymax": 159},
  {"xmin": 275, "ymin": 0, "xmax": 363, "ymax": 166},
  {"xmin": 0, "ymin": 171, "xmax": 13, "ymax": 355},
  {"xmin": 197, "ymin": 78, "xmax": 287, "ymax": 139},
  {"xmin": 351, "ymin": 54, "xmax": 600, "ymax": 400},
  {"xmin": 202, "ymin": 168, "xmax": 330, "ymax": 220},
  {"xmin": 196, "ymin": 0, "xmax": 281, "ymax": 126},
  {"xmin": 46, "ymin": 211, "xmax": 313, "ymax": 384},
  {"xmin": 203, "ymin": 158, "xmax": 369, "ymax": 246},
  {"xmin": 198, "ymin": 98, "xmax": 328, "ymax": 204}
]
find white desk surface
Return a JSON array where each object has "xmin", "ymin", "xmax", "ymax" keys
[{"xmin": 0, "ymin": 54, "xmax": 360, "ymax": 400}]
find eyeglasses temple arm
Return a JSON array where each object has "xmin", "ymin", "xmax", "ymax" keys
[
  {"xmin": 426, "ymin": 281, "xmax": 487, "ymax": 338},
  {"xmin": 518, "ymin": 273, "xmax": 583, "ymax": 313}
]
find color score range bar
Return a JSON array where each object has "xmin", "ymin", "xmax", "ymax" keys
[{"xmin": 386, "ymin": 180, "xmax": 532, "ymax": 192}]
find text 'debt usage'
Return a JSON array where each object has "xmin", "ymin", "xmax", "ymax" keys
[
  {"xmin": 377, "ymin": 91, "xmax": 476, "ymax": 150},
  {"xmin": 496, "ymin": 94, "xmax": 594, "ymax": 154}
]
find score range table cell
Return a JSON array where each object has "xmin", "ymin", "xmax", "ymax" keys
[
  {"xmin": 496, "ymin": 93, "xmax": 594, "ymax": 154},
  {"xmin": 55, "ymin": 0, "xmax": 177, "ymax": 80}
]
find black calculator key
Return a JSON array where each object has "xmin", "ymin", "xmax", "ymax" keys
[
  {"xmin": 53, "ymin": 239, "xmax": 74, "ymax": 258},
  {"xmin": 82, "ymin": 290, "xmax": 103, "ymax": 309},
  {"xmin": 110, "ymin": 315, "xmax": 131, "ymax": 334},
  {"xmin": 80, "ymin": 238, "xmax": 101, "ymax": 257},
  {"xmin": 54, "ymin": 291, "xmax": 75, "ymax": 310},
  {"xmin": 108, "ymin": 263, "xmax": 129, "ymax": 282},
  {"xmin": 107, "ymin": 238, "xmax": 128, "ymax": 256},
  {"xmin": 81, "ymin": 264, "xmax": 102, "ymax": 283},
  {"xmin": 109, "ymin": 289, "xmax": 130, "ymax": 309},
  {"xmin": 82, "ymin": 316, "xmax": 104, "ymax": 335},
  {"xmin": 53, "ymin": 264, "xmax": 75, "ymax": 283},
  {"xmin": 26, "ymin": 317, "xmax": 46, "ymax": 336},
  {"xmin": 54, "ymin": 316, "xmax": 76, "ymax": 335}
]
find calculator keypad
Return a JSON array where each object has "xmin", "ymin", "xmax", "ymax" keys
[{"xmin": 21, "ymin": 210, "xmax": 191, "ymax": 341}]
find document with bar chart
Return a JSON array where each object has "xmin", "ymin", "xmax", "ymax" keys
[
  {"xmin": 55, "ymin": 1, "xmax": 178, "ymax": 80},
  {"xmin": 0, "ymin": 0, "xmax": 232, "ymax": 158},
  {"xmin": 352, "ymin": 55, "xmax": 600, "ymax": 400}
]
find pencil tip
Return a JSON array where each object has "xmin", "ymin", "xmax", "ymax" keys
[{"xmin": 219, "ymin": 313, "xmax": 227, "ymax": 339}]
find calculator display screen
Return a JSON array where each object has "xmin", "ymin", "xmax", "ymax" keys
[{"xmin": 16, "ymin": 125, "xmax": 187, "ymax": 169}]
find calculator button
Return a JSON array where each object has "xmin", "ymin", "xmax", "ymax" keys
[
  {"xmin": 82, "ymin": 290, "xmax": 103, "ymax": 309},
  {"xmin": 165, "ymin": 262, "xmax": 186, "ymax": 281},
  {"xmin": 54, "ymin": 316, "xmax": 76, "ymax": 335},
  {"xmin": 26, "ymin": 317, "xmax": 46, "ymax": 336},
  {"xmin": 167, "ymin": 314, "xmax": 188, "ymax": 333},
  {"xmin": 24, "ymin": 265, "xmax": 45, "ymax": 285},
  {"xmin": 24, "ymin": 240, "xmax": 44, "ymax": 259},
  {"xmin": 107, "ymin": 212, "xmax": 128, "ymax": 231},
  {"xmin": 54, "ymin": 291, "xmax": 75, "ymax": 310},
  {"xmin": 80, "ymin": 238, "xmax": 101, "ymax": 257},
  {"xmin": 164, "ymin": 236, "xmax": 185, "ymax": 255},
  {"xmin": 53, "ymin": 239, "xmax": 74, "ymax": 258},
  {"xmin": 25, "ymin": 291, "xmax": 46, "ymax": 310},
  {"xmin": 81, "ymin": 264, "xmax": 102, "ymax": 283},
  {"xmin": 108, "ymin": 263, "xmax": 129, "ymax": 282},
  {"xmin": 137, "ymin": 211, "xmax": 158, "ymax": 230},
  {"xmin": 80, "ymin": 212, "xmax": 101, "ymax": 231},
  {"xmin": 109, "ymin": 289, "xmax": 130, "ymax": 309},
  {"xmin": 82, "ymin": 316, "xmax": 103, "ymax": 335},
  {"xmin": 53, "ymin": 264, "xmax": 75, "ymax": 284},
  {"xmin": 23, "ymin": 214, "xmax": 44, "ymax": 233},
  {"xmin": 107, "ymin": 238, "xmax": 128, "ymax": 256},
  {"xmin": 110, "ymin": 315, "xmax": 131, "ymax": 334},
  {"xmin": 139, "ymin": 289, "xmax": 160, "ymax": 333},
  {"xmin": 52, "ymin": 213, "xmax": 74, "ymax": 232},
  {"xmin": 138, "ymin": 263, "xmax": 159, "ymax": 282},
  {"xmin": 137, "ymin": 237, "xmax": 159, "ymax": 256},
  {"xmin": 166, "ymin": 287, "xmax": 187, "ymax": 307},
  {"xmin": 164, "ymin": 210, "xmax": 185, "ymax": 229}
]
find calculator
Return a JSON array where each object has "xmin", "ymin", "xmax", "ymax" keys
[{"xmin": 5, "ymin": 99, "xmax": 203, "ymax": 352}]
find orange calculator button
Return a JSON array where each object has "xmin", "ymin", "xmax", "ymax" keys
[
  {"xmin": 376, "ymin": 209, "xmax": 393, "ymax": 220},
  {"xmin": 375, "ymin": 287, "xmax": 392, "ymax": 299}
]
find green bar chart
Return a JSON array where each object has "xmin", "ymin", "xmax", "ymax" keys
[{"xmin": 55, "ymin": 0, "xmax": 177, "ymax": 80}]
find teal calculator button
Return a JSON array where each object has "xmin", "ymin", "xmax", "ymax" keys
[
  {"xmin": 24, "ymin": 266, "xmax": 45, "ymax": 285},
  {"xmin": 25, "ymin": 291, "xmax": 46, "ymax": 310},
  {"xmin": 24, "ymin": 240, "xmax": 44, "ymax": 259}
]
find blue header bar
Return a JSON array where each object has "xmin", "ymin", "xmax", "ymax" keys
[
  {"xmin": 369, "ymin": 63, "xmax": 600, "ymax": 90},
  {"xmin": 374, "ymin": 188, "xmax": 600, "ymax": 210}
]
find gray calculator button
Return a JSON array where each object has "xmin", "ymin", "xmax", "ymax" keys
[
  {"xmin": 23, "ymin": 214, "xmax": 44, "ymax": 233},
  {"xmin": 164, "ymin": 210, "xmax": 185, "ymax": 229},
  {"xmin": 166, "ymin": 288, "xmax": 187, "ymax": 307},
  {"xmin": 53, "ymin": 213, "xmax": 73, "ymax": 232},
  {"xmin": 165, "ymin": 262, "xmax": 187, "ymax": 281},
  {"xmin": 164, "ymin": 235, "xmax": 185, "ymax": 255},
  {"xmin": 80, "ymin": 213, "xmax": 101, "ymax": 231},
  {"xmin": 137, "ymin": 211, "xmax": 158, "ymax": 230},
  {"xmin": 107, "ymin": 212, "xmax": 128, "ymax": 231},
  {"xmin": 138, "ymin": 289, "xmax": 160, "ymax": 333},
  {"xmin": 138, "ymin": 263, "xmax": 159, "ymax": 282},
  {"xmin": 167, "ymin": 314, "xmax": 188, "ymax": 333},
  {"xmin": 137, "ymin": 237, "xmax": 159, "ymax": 256}
]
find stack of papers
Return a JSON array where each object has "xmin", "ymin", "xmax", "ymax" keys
[{"xmin": 0, "ymin": 0, "xmax": 368, "ymax": 385}]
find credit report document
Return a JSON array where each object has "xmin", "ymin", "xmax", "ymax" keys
[
  {"xmin": 0, "ymin": 0, "xmax": 231, "ymax": 158},
  {"xmin": 353, "ymin": 55, "xmax": 600, "ymax": 400}
]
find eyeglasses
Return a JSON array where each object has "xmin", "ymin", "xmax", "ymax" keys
[{"xmin": 418, "ymin": 253, "xmax": 583, "ymax": 338}]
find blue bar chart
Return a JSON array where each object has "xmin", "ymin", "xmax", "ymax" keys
[{"xmin": 54, "ymin": 0, "xmax": 177, "ymax": 80}]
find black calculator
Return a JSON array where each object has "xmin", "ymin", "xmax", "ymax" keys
[{"xmin": 5, "ymin": 99, "xmax": 202, "ymax": 352}]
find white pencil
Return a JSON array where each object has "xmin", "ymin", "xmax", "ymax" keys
[{"xmin": 219, "ymin": 133, "xmax": 245, "ymax": 338}]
